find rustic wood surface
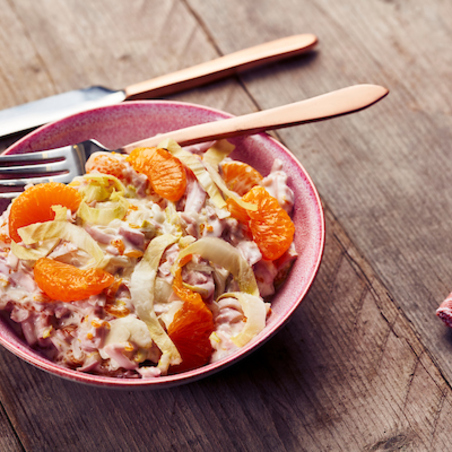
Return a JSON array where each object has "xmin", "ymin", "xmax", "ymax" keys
[{"xmin": 0, "ymin": 0, "xmax": 451, "ymax": 450}]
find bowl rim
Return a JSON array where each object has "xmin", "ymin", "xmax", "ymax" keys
[{"xmin": 0, "ymin": 100, "xmax": 325, "ymax": 388}]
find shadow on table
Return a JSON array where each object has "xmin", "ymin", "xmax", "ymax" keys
[{"xmin": 0, "ymin": 303, "xmax": 318, "ymax": 451}]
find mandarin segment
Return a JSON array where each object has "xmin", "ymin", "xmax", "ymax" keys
[
  {"xmin": 221, "ymin": 161, "xmax": 263, "ymax": 196},
  {"xmin": 126, "ymin": 147, "xmax": 156, "ymax": 175},
  {"xmin": 85, "ymin": 153, "xmax": 128, "ymax": 179},
  {"xmin": 127, "ymin": 147, "xmax": 186, "ymax": 202},
  {"xmin": 149, "ymin": 148, "xmax": 187, "ymax": 202},
  {"xmin": 226, "ymin": 198, "xmax": 250, "ymax": 224},
  {"xmin": 243, "ymin": 186, "xmax": 295, "ymax": 261},
  {"xmin": 171, "ymin": 254, "xmax": 198, "ymax": 303},
  {"xmin": 8, "ymin": 183, "xmax": 81, "ymax": 243},
  {"xmin": 168, "ymin": 261, "xmax": 214, "ymax": 373},
  {"xmin": 34, "ymin": 258, "xmax": 114, "ymax": 302}
]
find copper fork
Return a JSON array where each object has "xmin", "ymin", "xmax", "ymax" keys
[{"xmin": 0, "ymin": 85, "xmax": 388, "ymax": 198}]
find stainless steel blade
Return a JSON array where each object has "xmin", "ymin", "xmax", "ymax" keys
[
  {"xmin": 0, "ymin": 87, "xmax": 125, "ymax": 137},
  {"xmin": 0, "ymin": 34, "xmax": 318, "ymax": 138}
]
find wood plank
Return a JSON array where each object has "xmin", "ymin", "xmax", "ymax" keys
[
  {"xmin": 0, "ymin": 0, "xmax": 257, "ymax": 114},
  {"xmin": 0, "ymin": 208, "xmax": 449, "ymax": 451},
  {"xmin": 0, "ymin": 402, "xmax": 23, "ymax": 452},
  {"xmin": 185, "ymin": 0, "xmax": 452, "ymax": 386},
  {"xmin": 0, "ymin": 0, "xmax": 451, "ymax": 450},
  {"xmin": 0, "ymin": 0, "xmax": 268, "ymax": 449},
  {"xmin": 0, "ymin": 0, "xmax": 218, "ymax": 102}
]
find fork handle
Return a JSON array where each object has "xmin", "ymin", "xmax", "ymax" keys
[
  {"xmin": 123, "ymin": 34, "xmax": 317, "ymax": 99},
  {"xmin": 121, "ymin": 84, "xmax": 389, "ymax": 153}
]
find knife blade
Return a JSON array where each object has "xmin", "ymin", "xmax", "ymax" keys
[{"xmin": 0, "ymin": 34, "xmax": 317, "ymax": 138}]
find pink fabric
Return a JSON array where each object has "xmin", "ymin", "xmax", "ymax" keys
[{"xmin": 437, "ymin": 293, "xmax": 452, "ymax": 328}]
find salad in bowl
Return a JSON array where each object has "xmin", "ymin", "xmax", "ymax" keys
[{"xmin": 0, "ymin": 101, "xmax": 324, "ymax": 387}]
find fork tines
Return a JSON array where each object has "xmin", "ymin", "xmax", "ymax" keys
[{"xmin": 0, "ymin": 146, "xmax": 82, "ymax": 198}]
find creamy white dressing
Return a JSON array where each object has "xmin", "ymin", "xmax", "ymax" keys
[
  {"xmin": 0, "ymin": 141, "xmax": 297, "ymax": 378},
  {"xmin": 261, "ymin": 159, "xmax": 295, "ymax": 213}
]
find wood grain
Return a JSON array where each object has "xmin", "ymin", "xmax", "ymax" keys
[
  {"xmin": 0, "ymin": 0, "xmax": 452, "ymax": 450},
  {"xmin": 0, "ymin": 209, "xmax": 449, "ymax": 451},
  {"xmin": 187, "ymin": 0, "xmax": 452, "ymax": 392}
]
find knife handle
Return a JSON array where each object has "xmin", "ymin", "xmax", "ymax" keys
[{"xmin": 124, "ymin": 34, "xmax": 317, "ymax": 100}]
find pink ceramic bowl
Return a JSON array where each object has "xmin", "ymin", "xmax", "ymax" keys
[{"xmin": 0, "ymin": 100, "xmax": 324, "ymax": 388}]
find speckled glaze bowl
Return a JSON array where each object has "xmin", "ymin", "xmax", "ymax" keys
[{"xmin": 0, "ymin": 100, "xmax": 324, "ymax": 388}]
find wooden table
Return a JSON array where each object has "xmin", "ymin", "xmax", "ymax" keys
[{"xmin": 0, "ymin": 0, "xmax": 451, "ymax": 450}]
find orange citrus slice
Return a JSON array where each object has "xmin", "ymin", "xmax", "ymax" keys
[
  {"xmin": 127, "ymin": 147, "xmax": 186, "ymax": 202},
  {"xmin": 8, "ymin": 182, "xmax": 81, "ymax": 243},
  {"xmin": 85, "ymin": 153, "xmax": 128, "ymax": 179},
  {"xmin": 222, "ymin": 161, "xmax": 263, "ymax": 196},
  {"xmin": 167, "ymin": 257, "xmax": 214, "ymax": 373},
  {"xmin": 34, "ymin": 258, "xmax": 114, "ymax": 302}
]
